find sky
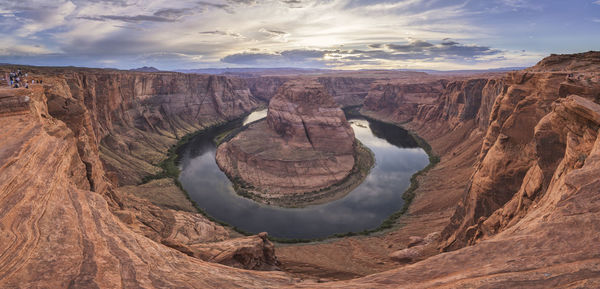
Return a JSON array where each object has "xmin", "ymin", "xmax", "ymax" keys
[{"xmin": 0, "ymin": 0, "xmax": 598, "ymax": 70}]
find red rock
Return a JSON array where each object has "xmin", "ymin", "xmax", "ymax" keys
[
  {"xmin": 1, "ymin": 52, "xmax": 600, "ymax": 288},
  {"xmin": 389, "ymin": 246, "xmax": 424, "ymax": 263},
  {"xmin": 407, "ymin": 236, "xmax": 425, "ymax": 248},
  {"xmin": 216, "ymin": 80, "xmax": 358, "ymax": 204}
]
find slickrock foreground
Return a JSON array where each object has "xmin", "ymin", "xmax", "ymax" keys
[
  {"xmin": 0, "ymin": 84, "xmax": 293, "ymax": 288},
  {"xmin": 216, "ymin": 80, "xmax": 368, "ymax": 206}
]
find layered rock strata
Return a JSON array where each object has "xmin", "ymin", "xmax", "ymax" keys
[
  {"xmin": 216, "ymin": 80, "xmax": 362, "ymax": 205},
  {"xmin": 441, "ymin": 52, "xmax": 600, "ymax": 250},
  {"xmin": 1, "ymin": 52, "xmax": 600, "ymax": 288},
  {"xmin": 0, "ymin": 85, "xmax": 292, "ymax": 288}
]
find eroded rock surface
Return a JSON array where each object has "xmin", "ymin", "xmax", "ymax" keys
[
  {"xmin": 1, "ymin": 52, "xmax": 600, "ymax": 288},
  {"xmin": 0, "ymin": 84, "xmax": 293, "ymax": 288},
  {"xmin": 216, "ymin": 80, "xmax": 361, "ymax": 205}
]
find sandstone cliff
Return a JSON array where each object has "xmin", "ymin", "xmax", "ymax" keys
[
  {"xmin": 266, "ymin": 80, "xmax": 355, "ymax": 153},
  {"xmin": 1, "ymin": 52, "xmax": 600, "ymax": 288},
  {"xmin": 46, "ymin": 71, "xmax": 259, "ymax": 185},
  {"xmin": 323, "ymin": 51, "xmax": 600, "ymax": 288},
  {"xmin": 0, "ymin": 84, "xmax": 292, "ymax": 287},
  {"xmin": 216, "ymin": 80, "xmax": 362, "ymax": 205},
  {"xmin": 363, "ymin": 80, "xmax": 448, "ymax": 123},
  {"xmin": 244, "ymin": 76, "xmax": 376, "ymax": 107},
  {"xmin": 442, "ymin": 52, "xmax": 600, "ymax": 250}
]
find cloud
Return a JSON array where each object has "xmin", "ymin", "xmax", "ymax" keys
[
  {"xmin": 386, "ymin": 40, "xmax": 434, "ymax": 52},
  {"xmin": 199, "ymin": 30, "xmax": 245, "ymax": 38},
  {"xmin": 0, "ymin": 0, "xmax": 587, "ymax": 70},
  {"xmin": 258, "ymin": 28, "xmax": 290, "ymax": 41},
  {"xmin": 197, "ymin": 1, "xmax": 232, "ymax": 12},
  {"xmin": 383, "ymin": 40, "xmax": 499, "ymax": 59},
  {"xmin": 80, "ymin": 14, "xmax": 179, "ymax": 23},
  {"xmin": 11, "ymin": 1, "xmax": 77, "ymax": 36},
  {"xmin": 79, "ymin": 7, "xmax": 196, "ymax": 23},
  {"xmin": 497, "ymin": 0, "xmax": 542, "ymax": 10},
  {"xmin": 280, "ymin": 0, "xmax": 304, "ymax": 8},
  {"xmin": 221, "ymin": 49, "xmax": 329, "ymax": 66},
  {"xmin": 153, "ymin": 8, "xmax": 193, "ymax": 19},
  {"xmin": 259, "ymin": 28, "xmax": 288, "ymax": 36},
  {"xmin": 71, "ymin": 0, "xmax": 134, "ymax": 7},
  {"xmin": 221, "ymin": 40, "xmax": 502, "ymax": 67},
  {"xmin": 227, "ymin": 0, "xmax": 258, "ymax": 4}
]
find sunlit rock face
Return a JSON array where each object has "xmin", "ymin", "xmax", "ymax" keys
[{"xmin": 216, "ymin": 80, "xmax": 357, "ymax": 204}]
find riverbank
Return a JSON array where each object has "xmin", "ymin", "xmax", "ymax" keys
[
  {"xmin": 124, "ymin": 107, "xmax": 442, "ymax": 247},
  {"xmin": 217, "ymin": 123, "xmax": 376, "ymax": 208},
  {"xmin": 124, "ymin": 115, "xmax": 252, "ymax": 230},
  {"xmin": 275, "ymin": 108, "xmax": 480, "ymax": 280}
]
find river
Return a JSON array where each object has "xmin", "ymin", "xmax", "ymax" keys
[{"xmin": 178, "ymin": 110, "xmax": 429, "ymax": 239}]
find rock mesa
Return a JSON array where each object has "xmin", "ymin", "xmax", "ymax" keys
[{"xmin": 216, "ymin": 80, "xmax": 358, "ymax": 205}]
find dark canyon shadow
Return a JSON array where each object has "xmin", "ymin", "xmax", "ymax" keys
[{"xmin": 178, "ymin": 110, "xmax": 429, "ymax": 239}]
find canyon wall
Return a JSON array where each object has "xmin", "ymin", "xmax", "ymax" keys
[
  {"xmin": 0, "ymin": 83, "xmax": 292, "ymax": 287},
  {"xmin": 244, "ymin": 76, "xmax": 376, "ymax": 107},
  {"xmin": 441, "ymin": 53, "xmax": 600, "ymax": 250},
  {"xmin": 343, "ymin": 52, "xmax": 600, "ymax": 287},
  {"xmin": 45, "ymin": 71, "xmax": 259, "ymax": 185},
  {"xmin": 1, "ymin": 52, "xmax": 599, "ymax": 288}
]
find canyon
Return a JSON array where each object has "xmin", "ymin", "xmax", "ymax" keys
[
  {"xmin": 0, "ymin": 51, "xmax": 599, "ymax": 288},
  {"xmin": 215, "ymin": 80, "xmax": 369, "ymax": 206}
]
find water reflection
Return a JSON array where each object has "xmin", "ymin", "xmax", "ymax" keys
[
  {"xmin": 178, "ymin": 111, "xmax": 429, "ymax": 239},
  {"xmin": 243, "ymin": 109, "xmax": 268, "ymax": 126}
]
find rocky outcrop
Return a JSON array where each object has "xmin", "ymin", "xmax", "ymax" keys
[
  {"xmin": 2, "ymin": 52, "xmax": 600, "ymax": 288},
  {"xmin": 245, "ymin": 76, "xmax": 377, "ymax": 107},
  {"xmin": 44, "ymin": 70, "xmax": 259, "ymax": 185},
  {"xmin": 0, "ymin": 85, "xmax": 293, "ymax": 287},
  {"xmin": 190, "ymin": 232, "xmax": 280, "ymax": 271},
  {"xmin": 441, "ymin": 55, "xmax": 600, "ymax": 250},
  {"xmin": 216, "ymin": 80, "xmax": 362, "ymax": 205},
  {"xmin": 316, "ymin": 77, "xmax": 376, "ymax": 107},
  {"xmin": 244, "ymin": 76, "xmax": 291, "ymax": 102},
  {"xmin": 0, "ymin": 89, "xmax": 31, "ymax": 116},
  {"xmin": 363, "ymin": 80, "xmax": 447, "ymax": 123},
  {"xmin": 389, "ymin": 232, "xmax": 440, "ymax": 263},
  {"xmin": 266, "ymin": 80, "xmax": 355, "ymax": 153},
  {"xmin": 296, "ymin": 52, "xmax": 600, "ymax": 289},
  {"xmin": 526, "ymin": 51, "xmax": 600, "ymax": 72}
]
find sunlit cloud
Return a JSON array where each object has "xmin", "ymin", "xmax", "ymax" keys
[{"xmin": 0, "ymin": 0, "xmax": 597, "ymax": 69}]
